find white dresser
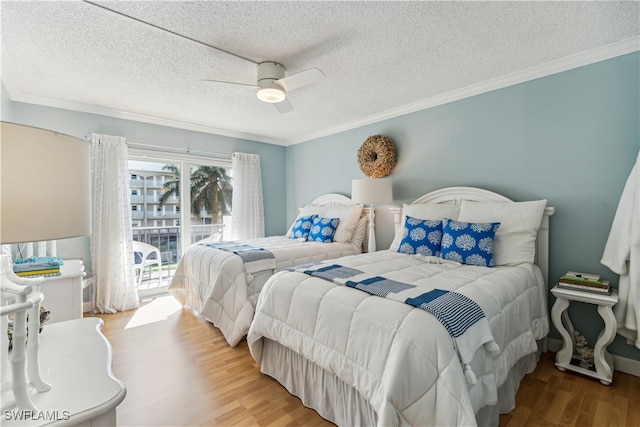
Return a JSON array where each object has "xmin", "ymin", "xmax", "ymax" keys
[{"xmin": 39, "ymin": 260, "xmax": 86, "ymax": 323}]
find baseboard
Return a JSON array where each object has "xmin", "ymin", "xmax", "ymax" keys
[
  {"xmin": 83, "ymin": 301, "xmax": 92, "ymax": 314},
  {"xmin": 547, "ymin": 338, "xmax": 640, "ymax": 378}
]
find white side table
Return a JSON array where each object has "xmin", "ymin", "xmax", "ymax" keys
[
  {"xmin": 550, "ymin": 285, "xmax": 618, "ymax": 385},
  {"xmin": 1, "ymin": 317, "xmax": 127, "ymax": 426},
  {"xmin": 39, "ymin": 259, "xmax": 86, "ymax": 323}
]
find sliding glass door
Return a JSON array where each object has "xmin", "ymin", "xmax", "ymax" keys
[
  {"xmin": 128, "ymin": 159, "xmax": 181, "ymax": 297},
  {"xmin": 128, "ymin": 150, "xmax": 232, "ymax": 297}
]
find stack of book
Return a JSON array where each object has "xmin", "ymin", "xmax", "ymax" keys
[
  {"xmin": 13, "ymin": 257, "xmax": 64, "ymax": 278},
  {"xmin": 557, "ymin": 271, "xmax": 611, "ymax": 295}
]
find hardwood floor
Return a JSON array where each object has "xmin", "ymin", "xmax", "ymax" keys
[{"xmin": 92, "ymin": 295, "xmax": 640, "ymax": 426}]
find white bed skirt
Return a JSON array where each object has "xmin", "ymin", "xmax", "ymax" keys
[{"xmin": 260, "ymin": 338, "xmax": 542, "ymax": 426}]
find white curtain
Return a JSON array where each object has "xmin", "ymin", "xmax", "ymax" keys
[
  {"xmin": 602, "ymin": 151, "xmax": 640, "ymax": 349},
  {"xmin": 91, "ymin": 134, "xmax": 139, "ymax": 313},
  {"xmin": 231, "ymin": 152, "xmax": 265, "ymax": 239}
]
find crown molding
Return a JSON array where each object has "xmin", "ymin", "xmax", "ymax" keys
[
  {"xmin": 4, "ymin": 91, "xmax": 289, "ymax": 146},
  {"xmin": 286, "ymin": 36, "xmax": 640, "ymax": 146},
  {"xmin": 4, "ymin": 36, "xmax": 638, "ymax": 147}
]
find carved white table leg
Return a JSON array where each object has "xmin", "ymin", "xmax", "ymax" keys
[
  {"xmin": 594, "ymin": 304, "xmax": 617, "ymax": 385},
  {"xmin": 26, "ymin": 293, "xmax": 52, "ymax": 392},
  {"xmin": 551, "ymin": 296, "xmax": 572, "ymax": 370}
]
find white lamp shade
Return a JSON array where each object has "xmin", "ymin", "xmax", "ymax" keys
[
  {"xmin": 1, "ymin": 122, "xmax": 91, "ymax": 244},
  {"xmin": 351, "ymin": 178, "xmax": 393, "ymax": 205}
]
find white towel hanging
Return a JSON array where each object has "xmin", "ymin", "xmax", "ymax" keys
[{"xmin": 601, "ymin": 151, "xmax": 640, "ymax": 349}]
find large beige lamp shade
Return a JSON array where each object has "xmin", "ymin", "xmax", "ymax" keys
[{"xmin": 1, "ymin": 122, "xmax": 90, "ymax": 244}]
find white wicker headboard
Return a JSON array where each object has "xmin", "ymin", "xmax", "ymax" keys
[{"xmin": 398, "ymin": 187, "xmax": 555, "ymax": 288}]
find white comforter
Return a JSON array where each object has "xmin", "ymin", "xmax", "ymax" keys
[
  {"xmin": 248, "ymin": 251, "xmax": 548, "ymax": 426},
  {"xmin": 169, "ymin": 236, "xmax": 360, "ymax": 346}
]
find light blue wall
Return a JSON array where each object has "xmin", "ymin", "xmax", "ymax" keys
[
  {"xmin": 286, "ymin": 52, "xmax": 640, "ymax": 360},
  {"xmin": 1, "ymin": 83, "xmax": 15, "ymax": 121},
  {"xmin": 4, "ymin": 100, "xmax": 287, "ymax": 273}
]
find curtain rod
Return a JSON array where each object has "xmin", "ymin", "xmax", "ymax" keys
[
  {"xmin": 127, "ymin": 142, "xmax": 232, "ymax": 160},
  {"xmin": 85, "ymin": 135, "xmax": 232, "ymax": 160}
]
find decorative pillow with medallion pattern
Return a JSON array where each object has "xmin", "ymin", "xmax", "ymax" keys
[{"xmin": 440, "ymin": 218, "xmax": 500, "ymax": 267}]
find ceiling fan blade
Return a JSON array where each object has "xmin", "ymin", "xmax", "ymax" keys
[
  {"xmin": 274, "ymin": 98, "xmax": 294, "ymax": 114},
  {"xmin": 275, "ymin": 68, "xmax": 325, "ymax": 92},
  {"xmin": 203, "ymin": 79, "xmax": 258, "ymax": 89}
]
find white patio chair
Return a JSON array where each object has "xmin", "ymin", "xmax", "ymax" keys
[{"xmin": 133, "ymin": 241, "xmax": 163, "ymax": 287}]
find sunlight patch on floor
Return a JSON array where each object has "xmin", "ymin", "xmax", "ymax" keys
[{"xmin": 125, "ymin": 295, "xmax": 181, "ymax": 329}]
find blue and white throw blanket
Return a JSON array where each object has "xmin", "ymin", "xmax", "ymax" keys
[
  {"xmin": 292, "ymin": 262, "xmax": 500, "ymax": 384},
  {"xmin": 202, "ymin": 241, "xmax": 276, "ymax": 275}
]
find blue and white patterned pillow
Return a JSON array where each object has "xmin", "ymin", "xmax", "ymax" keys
[
  {"xmin": 287, "ymin": 214, "xmax": 318, "ymax": 239},
  {"xmin": 440, "ymin": 218, "xmax": 500, "ymax": 267},
  {"xmin": 397, "ymin": 215, "xmax": 443, "ymax": 256},
  {"xmin": 307, "ymin": 217, "xmax": 340, "ymax": 243}
]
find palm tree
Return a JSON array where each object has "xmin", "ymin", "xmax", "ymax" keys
[
  {"xmin": 159, "ymin": 165, "xmax": 232, "ymax": 223},
  {"xmin": 159, "ymin": 164, "xmax": 180, "ymax": 204}
]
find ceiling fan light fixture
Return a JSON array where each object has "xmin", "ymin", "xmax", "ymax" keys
[{"xmin": 257, "ymin": 87, "xmax": 286, "ymax": 103}]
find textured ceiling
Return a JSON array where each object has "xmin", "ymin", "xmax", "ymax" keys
[{"xmin": 1, "ymin": 1, "xmax": 639, "ymax": 146}]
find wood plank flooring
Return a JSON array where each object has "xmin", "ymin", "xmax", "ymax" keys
[{"xmin": 91, "ymin": 295, "xmax": 640, "ymax": 426}]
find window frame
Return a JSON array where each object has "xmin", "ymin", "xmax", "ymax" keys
[{"xmin": 128, "ymin": 147, "xmax": 232, "ymax": 256}]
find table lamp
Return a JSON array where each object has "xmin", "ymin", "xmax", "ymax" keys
[
  {"xmin": 1, "ymin": 121, "xmax": 91, "ymax": 410},
  {"xmin": 351, "ymin": 178, "xmax": 393, "ymax": 252},
  {"xmin": 1, "ymin": 121, "xmax": 90, "ymax": 254}
]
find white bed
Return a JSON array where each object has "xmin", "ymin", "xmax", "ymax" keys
[
  {"xmin": 169, "ymin": 193, "xmax": 368, "ymax": 346},
  {"xmin": 247, "ymin": 187, "xmax": 555, "ymax": 426}
]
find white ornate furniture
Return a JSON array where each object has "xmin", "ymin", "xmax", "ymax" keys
[
  {"xmin": 1, "ymin": 265, "xmax": 52, "ymax": 412},
  {"xmin": 551, "ymin": 285, "xmax": 618, "ymax": 385},
  {"xmin": 1, "ymin": 254, "xmax": 52, "ymax": 410},
  {"xmin": 2, "ymin": 254, "xmax": 126, "ymax": 424},
  {"xmin": 1, "ymin": 317, "xmax": 127, "ymax": 426}
]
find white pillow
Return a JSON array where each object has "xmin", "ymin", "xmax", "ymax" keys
[
  {"xmin": 390, "ymin": 203, "xmax": 460, "ymax": 251},
  {"xmin": 457, "ymin": 200, "xmax": 547, "ymax": 266},
  {"xmin": 325, "ymin": 204, "xmax": 364, "ymax": 243}
]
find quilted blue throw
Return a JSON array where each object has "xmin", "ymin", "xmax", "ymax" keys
[
  {"xmin": 297, "ymin": 263, "xmax": 500, "ymax": 384},
  {"xmin": 203, "ymin": 242, "xmax": 276, "ymax": 274}
]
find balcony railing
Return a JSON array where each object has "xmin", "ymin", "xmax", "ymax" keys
[
  {"xmin": 130, "ymin": 211, "xmax": 181, "ymax": 220},
  {"xmin": 132, "ymin": 223, "xmax": 224, "ymax": 274},
  {"xmin": 146, "ymin": 211, "xmax": 180, "ymax": 219},
  {"xmin": 130, "ymin": 195, "xmax": 179, "ymax": 204}
]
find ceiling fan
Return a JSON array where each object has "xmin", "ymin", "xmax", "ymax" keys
[
  {"xmin": 203, "ymin": 62, "xmax": 325, "ymax": 114},
  {"xmin": 82, "ymin": 0, "xmax": 326, "ymax": 114}
]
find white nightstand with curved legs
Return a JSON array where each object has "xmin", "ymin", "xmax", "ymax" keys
[{"xmin": 551, "ymin": 285, "xmax": 618, "ymax": 385}]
